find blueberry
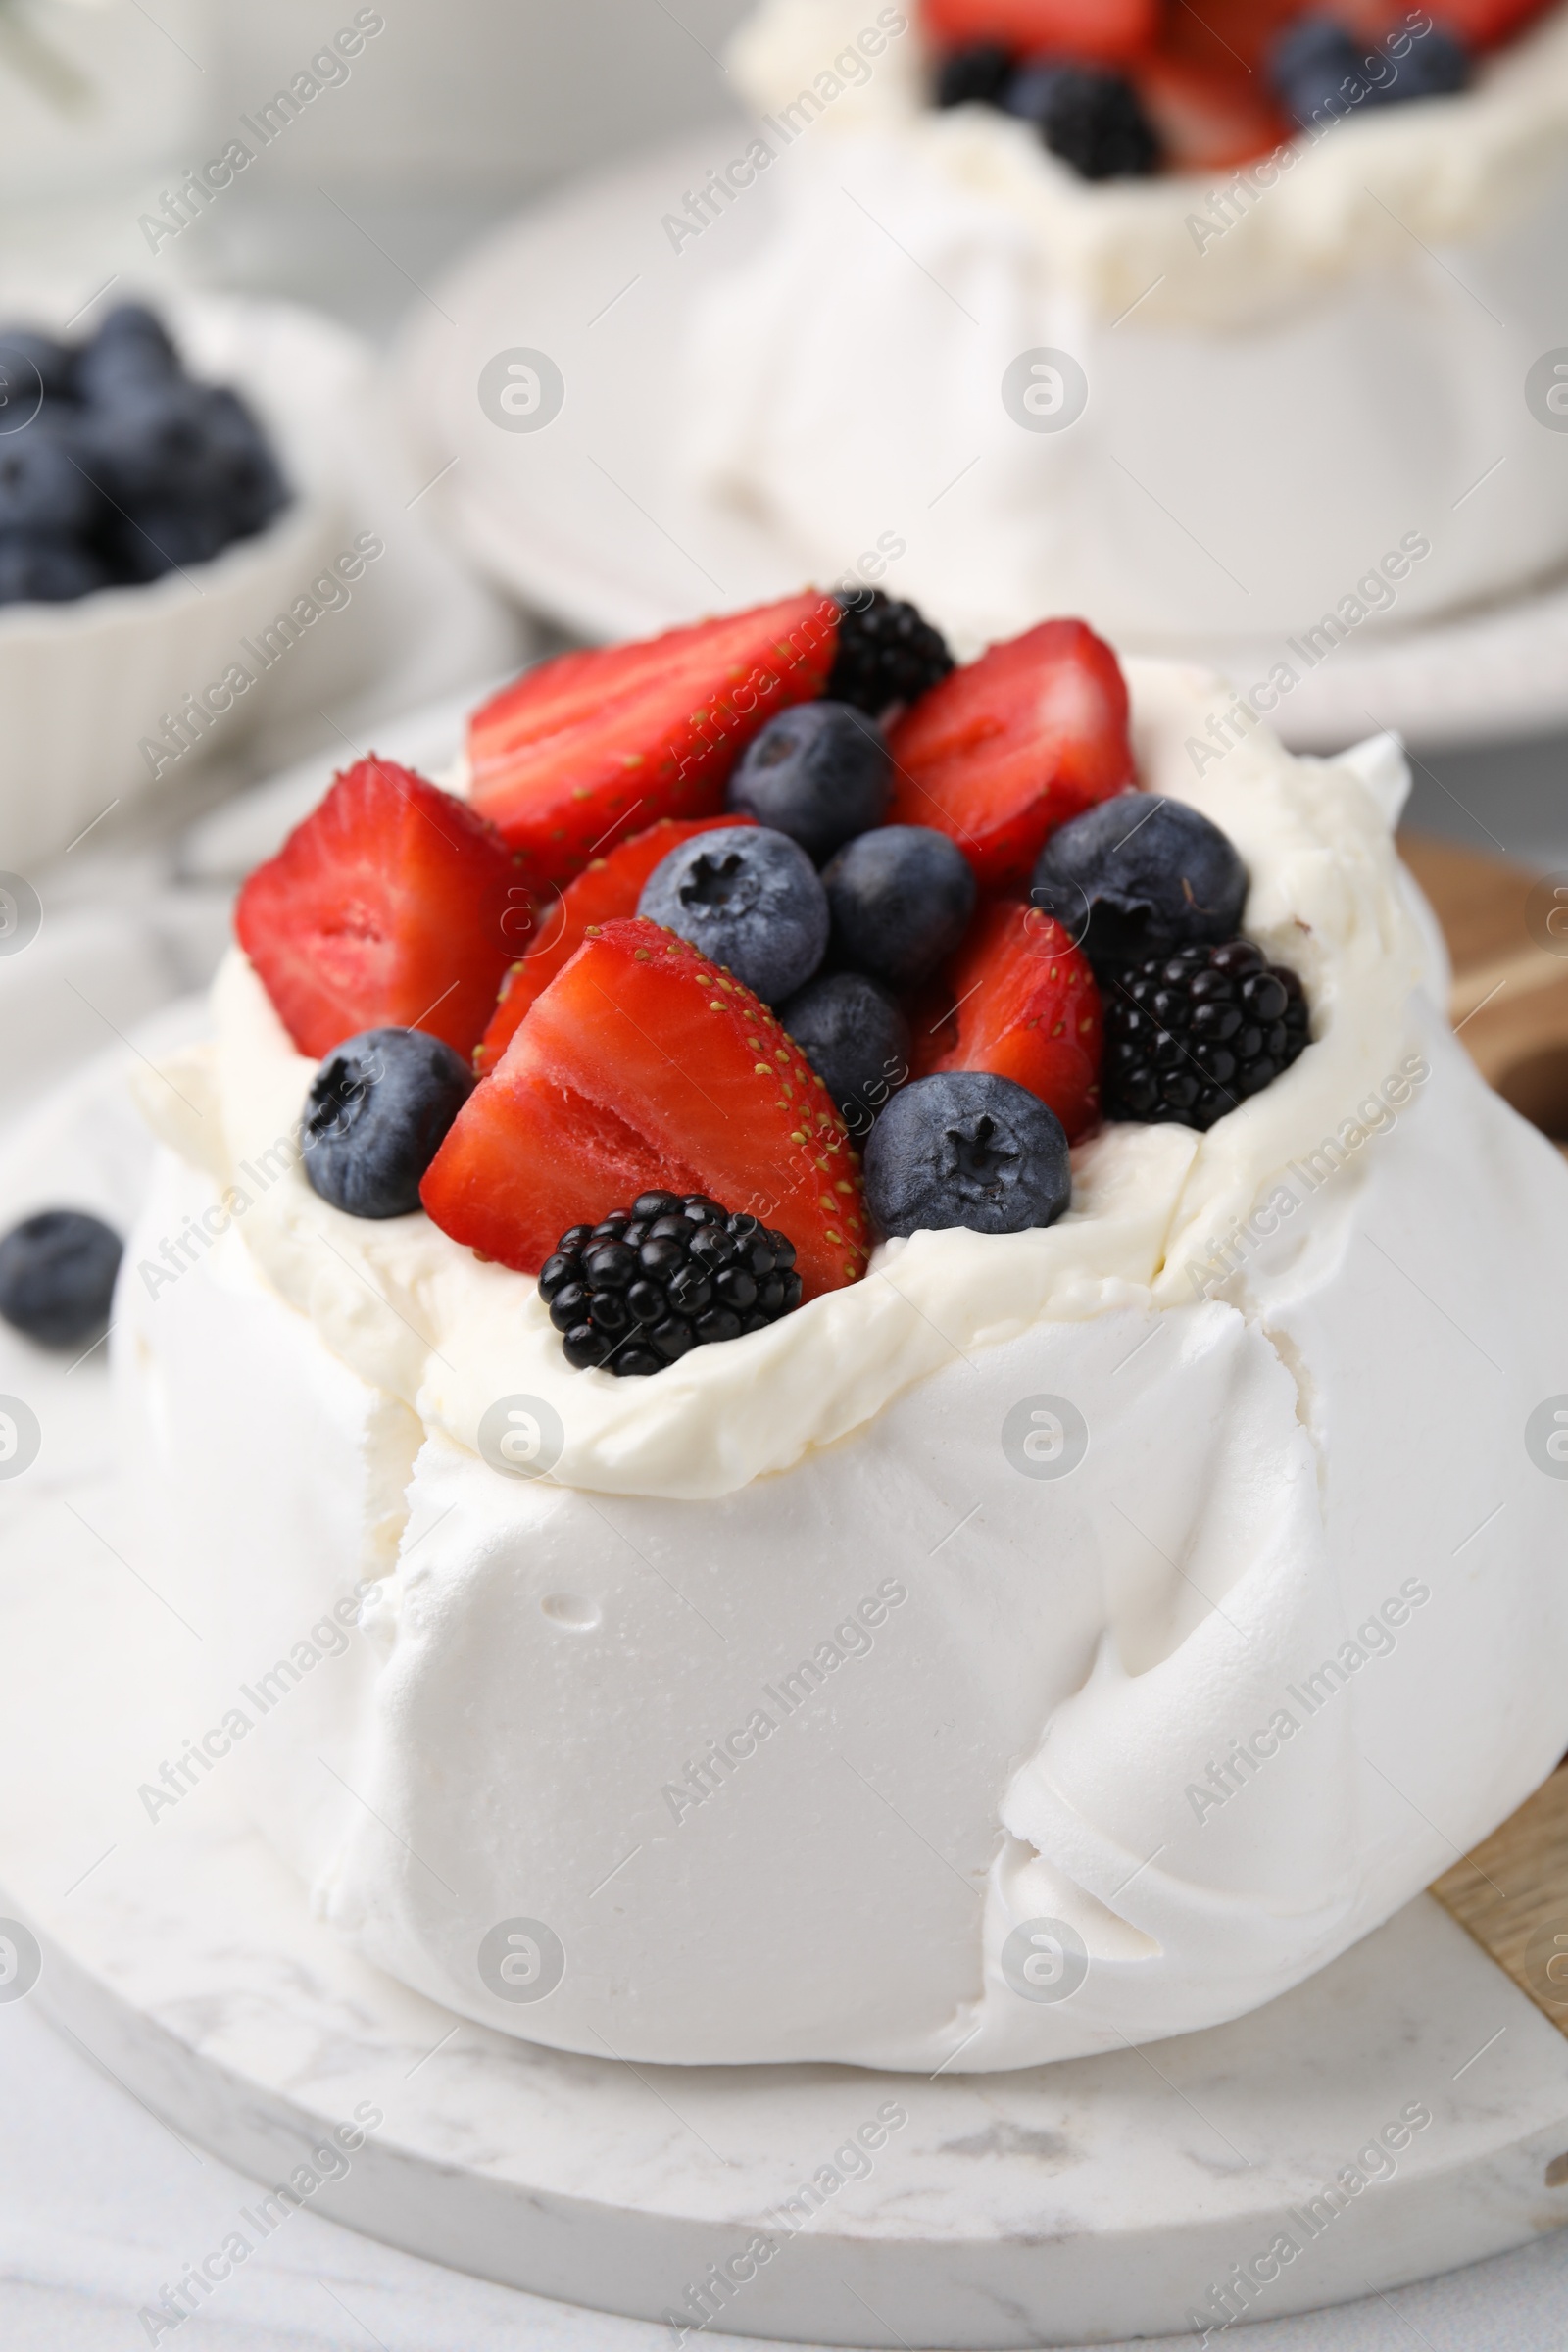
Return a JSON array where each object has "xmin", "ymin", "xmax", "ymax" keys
[
  {"xmin": 726, "ymin": 701, "xmax": 891, "ymax": 863},
  {"xmin": 639, "ymin": 824, "xmax": 828, "ymax": 1004},
  {"xmin": 0, "ymin": 531, "xmax": 108, "ymax": 604},
  {"xmin": 1378, "ymin": 20, "xmax": 1469, "ymax": 102},
  {"xmin": 1003, "ymin": 61, "xmax": 1160, "ymax": 180},
  {"xmin": 936, "ymin": 39, "xmax": 1013, "ymax": 108},
  {"xmin": 1031, "ymin": 795, "xmax": 1248, "ymax": 978},
  {"xmin": 0, "ymin": 1209, "xmax": 122, "ymax": 1347},
  {"xmin": 79, "ymin": 381, "xmax": 221, "ymax": 507},
  {"xmin": 1268, "ymin": 16, "xmax": 1363, "ymax": 123},
  {"xmin": 302, "ymin": 1029, "xmax": 475, "ymax": 1219},
  {"xmin": 0, "ymin": 423, "xmax": 95, "ymax": 536},
  {"xmin": 862, "ymin": 1072, "xmax": 1070, "ymax": 1239},
  {"xmin": 102, "ymin": 501, "xmax": 230, "ymax": 584},
  {"xmin": 0, "ymin": 327, "xmax": 74, "ymax": 407},
  {"xmin": 201, "ymin": 386, "xmax": 290, "ymax": 537},
  {"xmin": 74, "ymin": 304, "xmax": 180, "ymax": 405},
  {"xmin": 821, "ymin": 825, "xmax": 976, "ymax": 993},
  {"xmin": 777, "ymin": 972, "xmax": 911, "ymax": 1127},
  {"xmin": 1268, "ymin": 14, "xmax": 1467, "ymax": 124}
]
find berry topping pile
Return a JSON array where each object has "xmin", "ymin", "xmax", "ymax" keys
[
  {"xmin": 303, "ymin": 1029, "xmax": 475, "ymax": 1220},
  {"xmin": 1102, "ymin": 941, "xmax": 1310, "ymax": 1128},
  {"xmin": 825, "ymin": 588, "xmax": 956, "ymax": 716},
  {"xmin": 540, "ymin": 1193, "xmax": 805, "ymax": 1375},
  {"xmin": 231, "ymin": 588, "xmax": 1324, "ymax": 1378},
  {"xmin": 922, "ymin": 0, "xmax": 1527, "ymax": 177},
  {"xmin": 0, "ymin": 303, "xmax": 289, "ymax": 604},
  {"xmin": 0, "ymin": 1209, "xmax": 122, "ymax": 1347}
]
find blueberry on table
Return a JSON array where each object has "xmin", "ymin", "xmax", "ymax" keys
[
  {"xmin": 302, "ymin": 1029, "xmax": 475, "ymax": 1219},
  {"xmin": 540, "ymin": 1192, "xmax": 804, "ymax": 1375},
  {"xmin": 1004, "ymin": 62, "xmax": 1161, "ymax": 180},
  {"xmin": 1102, "ymin": 940, "xmax": 1310, "ymax": 1130},
  {"xmin": 0, "ymin": 532, "xmax": 108, "ymax": 604},
  {"xmin": 638, "ymin": 825, "xmax": 828, "ymax": 1004},
  {"xmin": 727, "ymin": 701, "xmax": 891, "ymax": 863},
  {"xmin": 1032, "ymin": 795, "xmax": 1249, "ymax": 980},
  {"xmin": 936, "ymin": 41, "xmax": 1014, "ymax": 109},
  {"xmin": 777, "ymin": 971, "xmax": 911, "ymax": 1127},
  {"xmin": 822, "ymin": 824, "xmax": 976, "ymax": 993},
  {"xmin": 0, "ymin": 1209, "xmax": 122, "ymax": 1346},
  {"xmin": 863, "ymin": 1072, "xmax": 1070, "ymax": 1239},
  {"xmin": 826, "ymin": 588, "xmax": 955, "ymax": 718}
]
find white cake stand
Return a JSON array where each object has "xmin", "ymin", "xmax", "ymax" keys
[
  {"xmin": 387, "ymin": 133, "xmax": 1568, "ymax": 758},
  {"xmin": 2, "ymin": 1030, "xmax": 1568, "ymax": 2348}
]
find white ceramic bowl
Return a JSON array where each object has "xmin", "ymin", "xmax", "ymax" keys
[{"xmin": 0, "ymin": 295, "xmax": 344, "ymax": 873}]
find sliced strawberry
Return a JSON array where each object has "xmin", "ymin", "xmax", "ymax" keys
[
  {"xmin": 474, "ymin": 814, "xmax": 756, "ymax": 1076},
  {"xmin": 916, "ymin": 901, "xmax": 1102, "ymax": 1140},
  {"xmin": 422, "ymin": 917, "xmax": 870, "ymax": 1299},
  {"xmin": 234, "ymin": 758, "xmax": 520, "ymax": 1061},
  {"xmin": 467, "ymin": 592, "xmax": 838, "ymax": 892},
  {"xmin": 922, "ymin": 0, "xmax": 1160, "ymax": 62},
  {"xmin": 887, "ymin": 619, "xmax": 1134, "ymax": 895},
  {"xmin": 1162, "ymin": 0, "xmax": 1303, "ymax": 71},
  {"xmin": 1133, "ymin": 50, "xmax": 1288, "ymax": 171}
]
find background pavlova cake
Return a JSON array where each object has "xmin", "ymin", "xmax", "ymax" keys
[
  {"xmin": 116, "ymin": 587, "xmax": 1568, "ymax": 2071},
  {"xmin": 682, "ymin": 0, "xmax": 1568, "ymax": 653}
]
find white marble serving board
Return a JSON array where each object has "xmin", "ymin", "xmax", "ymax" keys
[
  {"xmin": 388, "ymin": 133, "xmax": 1568, "ymax": 757},
  {"xmin": 2, "ymin": 1032, "xmax": 1568, "ymax": 2347}
]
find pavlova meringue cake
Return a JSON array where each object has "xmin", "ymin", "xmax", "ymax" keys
[
  {"xmin": 116, "ymin": 587, "xmax": 1568, "ymax": 2071},
  {"xmin": 683, "ymin": 0, "xmax": 1568, "ymax": 651}
]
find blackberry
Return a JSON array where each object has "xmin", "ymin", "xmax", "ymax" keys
[
  {"xmin": 539, "ymin": 1191, "xmax": 804, "ymax": 1376},
  {"xmin": 935, "ymin": 40, "xmax": 1013, "ymax": 110},
  {"xmin": 1102, "ymin": 941, "xmax": 1310, "ymax": 1132},
  {"xmin": 827, "ymin": 588, "xmax": 954, "ymax": 719},
  {"xmin": 1004, "ymin": 63, "xmax": 1161, "ymax": 181}
]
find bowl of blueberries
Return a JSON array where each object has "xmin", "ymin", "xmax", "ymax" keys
[{"xmin": 0, "ymin": 298, "xmax": 341, "ymax": 870}]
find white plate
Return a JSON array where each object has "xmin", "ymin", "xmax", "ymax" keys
[{"xmin": 391, "ymin": 134, "xmax": 1568, "ymax": 757}]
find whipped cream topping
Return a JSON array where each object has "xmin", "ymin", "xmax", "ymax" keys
[
  {"xmin": 729, "ymin": 0, "xmax": 1568, "ymax": 324},
  {"xmin": 157, "ymin": 662, "xmax": 1422, "ymax": 1501}
]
